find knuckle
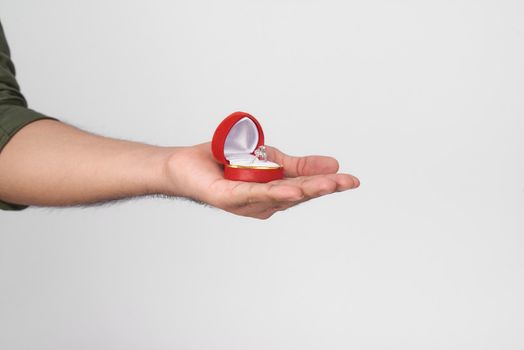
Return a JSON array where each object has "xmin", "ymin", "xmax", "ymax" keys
[{"xmin": 318, "ymin": 180, "xmax": 337, "ymax": 194}]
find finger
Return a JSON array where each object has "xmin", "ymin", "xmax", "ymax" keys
[
  {"xmin": 247, "ymin": 174, "xmax": 360, "ymax": 219},
  {"xmin": 273, "ymin": 173, "xmax": 358, "ymax": 196},
  {"xmin": 228, "ymin": 181, "xmax": 303, "ymax": 207},
  {"xmin": 299, "ymin": 176, "xmax": 339, "ymax": 197},
  {"xmin": 331, "ymin": 173, "xmax": 360, "ymax": 191},
  {"xmin": 265, "ymin": 146, "xmax": 339, "ymax": 177},
  {"xmin": 269, "ymin": 176, "xmax": 335, "ymax": 200}
]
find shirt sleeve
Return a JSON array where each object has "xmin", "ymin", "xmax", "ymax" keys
[{"xmin": 0, "ymin": 21, "xmax": 57, "ymax": 211}]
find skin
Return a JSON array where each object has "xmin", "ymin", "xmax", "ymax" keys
[{"xmin": 0, "ymin": 119, "xmax": 359, "ymax": 219}]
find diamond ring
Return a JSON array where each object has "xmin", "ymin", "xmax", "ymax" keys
[{"xmin": 254, "ymin": 145, "xmax": 267, "ymax": 161}]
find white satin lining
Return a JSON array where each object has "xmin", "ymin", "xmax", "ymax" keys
[{"xmin": 224, "ymin": 117, "xmax": 280, "ymax": 168}]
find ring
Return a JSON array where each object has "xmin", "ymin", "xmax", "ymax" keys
[{"xmin": 254, "ymin": 145, "xmax": 267, "ymax": 161}]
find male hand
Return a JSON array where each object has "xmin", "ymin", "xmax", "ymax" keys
[
  {"xmin": 166, "ymin": 142, "xmax": 360, "ymax": 219},
  {"xmin": 0, "ymin": 121, "xmax": 359, "ymax": 216}
]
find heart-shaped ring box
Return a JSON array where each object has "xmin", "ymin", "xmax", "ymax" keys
[{"xmin": 212, "ymin": 111, "xmax": 284, "ymax": 182}]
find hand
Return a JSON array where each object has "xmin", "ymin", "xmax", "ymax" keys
[{"xmin": 165, "ymin": 142, "xmax": 359, "ymax": 219}]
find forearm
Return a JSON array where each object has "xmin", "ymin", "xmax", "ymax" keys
[
  {"xmin": 0, "ymin": 22, "xmax": 359, "ymax": 217},
  {"xmin": 0, "ymin": 119, "xmax": 177, "ymax": 207}
]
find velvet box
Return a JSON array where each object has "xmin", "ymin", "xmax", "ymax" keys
[{"xmin": 211, "ymin": 112, "xmax": 284, "ymax": 182}]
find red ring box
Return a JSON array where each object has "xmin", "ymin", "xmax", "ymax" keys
[{"xmin": 212, "ymin": 111, "xmax": 284, "ymax": 183}]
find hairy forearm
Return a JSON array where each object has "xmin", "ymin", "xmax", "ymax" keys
[
  {"xmin": 0, "ymin": 116, "xmax": 359, "ymax": 218},
  {"xmin": 0, "ymin": 119, "xmax": 176, "ymax": 206}
]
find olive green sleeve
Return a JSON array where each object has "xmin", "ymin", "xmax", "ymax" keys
[{"xmin": 0, "ymin": 21, "xmax": 57, "ymax": 211}]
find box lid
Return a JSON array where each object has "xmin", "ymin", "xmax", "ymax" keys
[{"xmin": 211, "ymin": 111, "xmax": 265, "ymax": 165}]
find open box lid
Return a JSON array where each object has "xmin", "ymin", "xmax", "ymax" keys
[{"xmin": 212, "ymin": 111, "xmax": 266, "ymax": 165}]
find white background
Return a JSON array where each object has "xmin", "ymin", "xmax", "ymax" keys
[{"xmin": 1, "ymin": 0, "xmax": 523, "ymax": 349}]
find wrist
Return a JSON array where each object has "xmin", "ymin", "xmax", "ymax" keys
[
  {"xmin": 159, "ymin": 143, "xmax": 212, "ymax": 202},
  {"xmin": 145, "ymin": 146, "xmax": 179, "ymax": 197}
]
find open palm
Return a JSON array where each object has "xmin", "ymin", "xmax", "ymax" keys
[{"xmin": 166, "ymin": 142, "xmax": 359, "ymax": 219}]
